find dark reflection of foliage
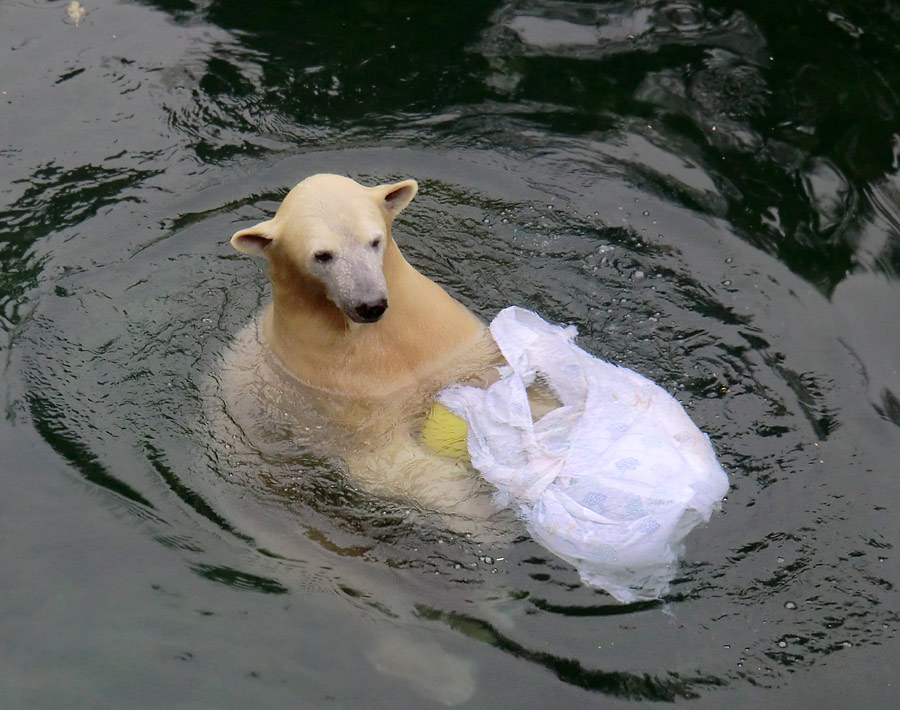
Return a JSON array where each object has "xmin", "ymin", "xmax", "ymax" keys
[
  {"xmin": 0, "ymin": 246, "xmax": 43, "ymax": 332},
  {"xmin": 528, "ymin": 596, "xmax": 662, "ymax": 616},
  {"xmin": 415, "ymin": 604, "xmax": 726, "ymax": 700},
  {"xmin": 2, "ymin": 163, "xmax": 155, "ymax": 240},
  {"xmin": 709, "ymin": 0, "xmax": 900, "ymax": 293},
  {"xmin": 143, "ymin": 438, "xmax": 249, "ymax": 540},
  {"xmin": 169, "ymin": 0, "xmax": 497, "ymax": 120},
  {"xmin": 0, "ymin": 163, "xmax": 155, "ymax": 330},
  {"xmin": 26, "ymin": 392, "xmax": 154, "ymax": 509},
  {"xmin": 488, "ymin": 1, "xmax": 898, "ymax": 293},
  {"xmin": 875, "ymin": 388, "xmax": 900, "ymax": 429},
  {"xmin": 488, "ymin": 1, "xmax": 899, "ymax": 293},
  {"xmin": 190, "ymin": 563, "xmax": 290, "ymax": 594}
]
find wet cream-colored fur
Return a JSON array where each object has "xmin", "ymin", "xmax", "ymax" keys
[{"xmin": 223, "ymin": 174, "xmax": 503, "ymax": 518}]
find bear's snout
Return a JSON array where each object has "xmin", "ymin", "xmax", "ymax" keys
[{"xmin": 352, "ymin": 298, "xmax": 388, "ymax": 323}]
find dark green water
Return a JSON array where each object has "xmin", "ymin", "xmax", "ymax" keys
[{"xmin": 2, "ymin": 0, "xmax": 898, "ymax": 707}]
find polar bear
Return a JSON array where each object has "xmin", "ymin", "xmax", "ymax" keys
[{"xmin": 219, "ymin": 174, "xmax": 503, "ymax": 517}]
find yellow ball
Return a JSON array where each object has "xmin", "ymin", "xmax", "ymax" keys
[{"xmin": 420, "ymin": 402, "xmax": 469, "ymax": 460}]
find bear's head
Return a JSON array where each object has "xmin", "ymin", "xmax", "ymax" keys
[{"xmin": 231, "ymin": 174, "xmax": 418, "ymax": 324}]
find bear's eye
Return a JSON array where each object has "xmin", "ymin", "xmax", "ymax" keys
[
  {"xmin": 370, "ymin": 237, "xmax": 381, "ymax": 249},
  {"xmin": 314, "ymin": 250, "xmax": 334, "ymax": 264}
]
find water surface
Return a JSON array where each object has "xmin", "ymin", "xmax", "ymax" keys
[{"xmin": 1, "ymin": 0, "xmax": 898, "ymax": 707}]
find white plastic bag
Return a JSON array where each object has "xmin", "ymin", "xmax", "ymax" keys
[{"xmin": 439, "ymin": 307, "xmax": 729, "ymax": 602}]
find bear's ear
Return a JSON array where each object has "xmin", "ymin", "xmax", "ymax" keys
[
  {"xmin": 231, "ymin": 219, "xmax": 276, "ymax": 257},
  {"xmin": 376, "ymin": 179, "xmax": 418, "ymax": 218}
]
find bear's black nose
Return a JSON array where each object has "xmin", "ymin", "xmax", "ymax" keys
[{"xmin": 354, "ymin": 298, "xmax": 388, "ymax": 323}]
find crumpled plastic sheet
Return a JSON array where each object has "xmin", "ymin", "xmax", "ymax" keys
[{"xmin": 439, "ymin": 307, "xmax": 729, "ymax": 602}]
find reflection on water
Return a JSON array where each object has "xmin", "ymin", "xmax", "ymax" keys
[{"xmin": 2, "ymin": 0, "xmax": 899, "ymax": 706}]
